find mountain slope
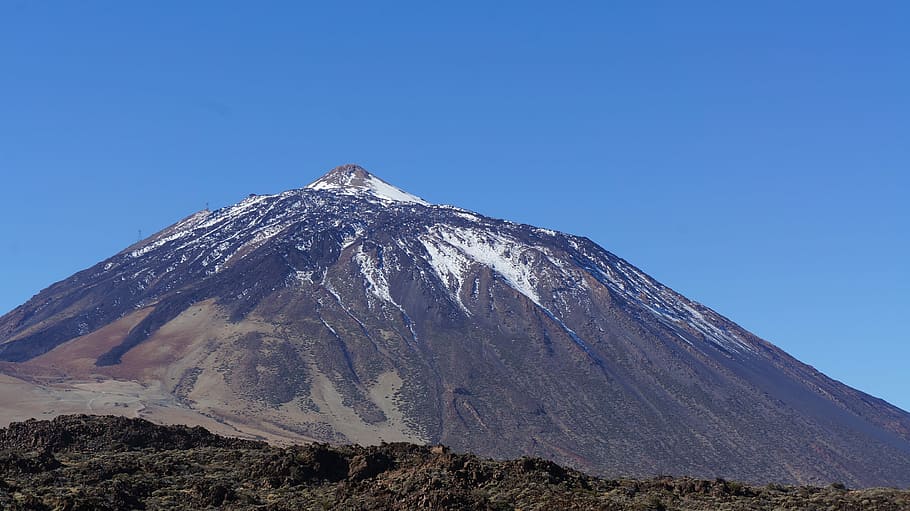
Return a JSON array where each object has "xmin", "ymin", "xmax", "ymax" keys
[{"xmin": 1, "ymin": 164, "xmax": 909, "ymax": 487}]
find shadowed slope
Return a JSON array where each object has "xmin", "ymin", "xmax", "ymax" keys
[{"xmin": 1, "ymin": 165, "xmax": 910, "ymax": 487}]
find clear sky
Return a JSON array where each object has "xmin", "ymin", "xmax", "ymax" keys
[{"xmin": 1, "ymin": 2, "xmax": 908, "ymax": 410}]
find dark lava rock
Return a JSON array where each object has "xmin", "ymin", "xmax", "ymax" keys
[
  {"xmin": 0, "ymin": 450, "xmax": 61, "ymax": 475},
  {"xmin": 1, "ymin": 414, "xmax": 909, "ymax": 510},
  {"xmin": 0, "ymin": 414, "xmax": 263, "ymax": 453},
  {"xmin": 347, "ymin": 450, "xmax": 394, "ymax": 481}
]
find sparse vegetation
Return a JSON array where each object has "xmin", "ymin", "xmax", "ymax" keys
[{"xmin": 1, "ymin": 415, "xmax": 908, "ymax": 510}]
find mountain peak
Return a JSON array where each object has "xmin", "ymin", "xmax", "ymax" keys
[
  {"xmin": 5, "ymin": 163, "xmax": 910, "ymax": 488},
  {"xmin": 312, "ymin": 163, "xmax": 372, "ymax": 186},
  {"xmin": 305, "ymin": 164, "xmax": 429, "ymax": 205}
]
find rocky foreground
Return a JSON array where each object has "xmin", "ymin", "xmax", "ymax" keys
[{"xmin": 0, "ymin": 415, "xmax": 907, "ymax": 510}]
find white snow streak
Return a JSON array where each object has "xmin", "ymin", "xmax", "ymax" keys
[
  {"xmin": 351, "ymin": 245, "xmax": 419, "ymax": 344},
  {"xmin": 353, "ymin": 245, "xmax": 396, "ymax": 308},
  {"xmin": 307, "ymin": 173, "xmax": 428, "ymax": 205},
  {"xmin": 362, "ymin": 175, "xmax": 428, "ymax": 205},
  {"xmin": 420, "ymin": 236, "xmax": 473, "ymax": 314},
  {"xmin": 421, "ymin": 225, "xmax": 542, "ymax": 306},
  {"xmin": 589, "ymin": 254, "xmax": 756, "ymax": 355}
]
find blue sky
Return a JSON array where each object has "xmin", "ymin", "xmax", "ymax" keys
[{"xmin": 1, "ymin": 2, "xmax": 908, "ymax": 410}]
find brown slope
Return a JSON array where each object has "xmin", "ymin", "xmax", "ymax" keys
[{"xmin": 1, "ymin": 165, "xmax": 909, "ymax": 488}]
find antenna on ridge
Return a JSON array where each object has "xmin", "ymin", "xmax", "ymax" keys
[{"xmin": 138, "ymin": 229, "xmax": 142, "ymax": 242}]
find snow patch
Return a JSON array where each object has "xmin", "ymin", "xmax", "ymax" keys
[
  {"xmin": 363, "ymin": 175, "xmax": 428, "ymax": 205},
  {"xmin": 422, "ymin": 225, "xmax": 542, "ymax": 306},
  {"xmin": 353, "ymin": 245, "xmax": 397, "ymax": 308},
  {"xmin": 535, "ymin": 227, "xmax": 559, "ymax": 237},
  {"xmin": 307, "ymin": 172, "xmax": 429, "ymax": 205},
  {"xmin": 419, "ymin": 235, "xmax": 473, "ymax": 314}
]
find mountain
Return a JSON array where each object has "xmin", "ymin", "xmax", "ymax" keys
[
  {"xmin": 1, "ymin": 164, "xmax": 909, "ymax": 487},
  {"xmin": 4, "ymin": 415, "xmax": 910, "ymax": 511}
]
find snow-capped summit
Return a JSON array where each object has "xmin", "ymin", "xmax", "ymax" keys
[
  {"xmin": 305, "ymin": 164, "xmax": 429, "ymax": 205},
  {"xmin": 2, "ymin": 164, "xmax": 910, "ymax": 488}
]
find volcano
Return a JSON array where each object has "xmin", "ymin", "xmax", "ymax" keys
[{"xmin": 2, "ymin": 164, "xmax": 909, "ymax": 487}]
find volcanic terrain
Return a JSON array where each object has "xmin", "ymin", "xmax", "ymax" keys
[{"xmin": 2, "ymin": 165, "xmax": 909, "ymax": 487}]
